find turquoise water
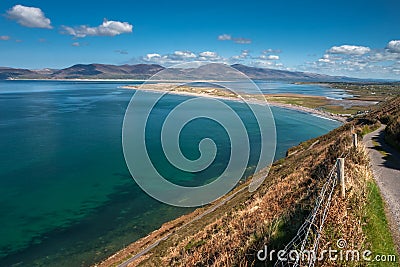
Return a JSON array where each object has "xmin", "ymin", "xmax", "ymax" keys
[
  {"xmin": 255, "ymin": 81, "xmax": 353, "ymax": 99},
  {"xmin": 215, "ymin": 80, "xmax": 353, "ymax": 99},
  {"xmin": 0, "ymin": 81, "xmax": 341, "ymax": 266}
]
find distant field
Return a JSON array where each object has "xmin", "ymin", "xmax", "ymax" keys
[{"xmin": 275, "ymin": 82, "xmax": 400, "ymax": 115}]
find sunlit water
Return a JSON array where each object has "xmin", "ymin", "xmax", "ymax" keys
[{"xmin": 0, "ymin": 81, "xmax": 341, "ymax": 266}]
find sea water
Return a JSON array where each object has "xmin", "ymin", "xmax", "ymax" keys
[{"xmin": 0, "ymin": 81, "xmax": 341, "ymax": 266}]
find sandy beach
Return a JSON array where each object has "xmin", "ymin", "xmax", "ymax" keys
[{"xmin": 121, "ymin": 84, "xmax": 348, "ymax": 123}]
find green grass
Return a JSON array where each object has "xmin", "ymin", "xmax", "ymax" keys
[
  {"xmin": 359, "ymin": 123, "xmax": 381, "ymax": 137},
  {"xmin": 185, "ymin": 239, "xmax": 206, "ymax": 251},
  {"xmin": 372, "ymin": 140, "xmax": 390, "ymax": 157},
  {"xmin": 322, "ymin": 105, "xmax": 370, "ymax": 115},
  {"xmin": 265, "ymin": 94, "xmax": 378, "ymax": 115},
  {"xmin": 363, "ymin": 180, "xmax": 399, "ymax": 266},
  {"xmin": 305, "ymin": 82, "xmax": 400, "ymax": 102}
]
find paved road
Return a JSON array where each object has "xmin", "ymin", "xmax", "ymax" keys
[{"xmin": 363, "ymin": 125, "xmax": 400, "ymax": 251}]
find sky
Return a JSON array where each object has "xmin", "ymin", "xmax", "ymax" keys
[{"xmin": 0, "ymin": 0, "xmax": 399, "ymax": 79}]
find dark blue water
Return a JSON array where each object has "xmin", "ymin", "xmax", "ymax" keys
[{"xmin": 0, "ymin": 81, "xmax": 341, "ymax": 266}]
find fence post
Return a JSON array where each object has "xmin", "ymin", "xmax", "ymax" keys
[
  {"xmin": 337, "ymin": 158, "xmax": 345, "ymax": 198},
  {"xmin": 352, "ymin": 133, "xmax": 358, "ymax": 148}
]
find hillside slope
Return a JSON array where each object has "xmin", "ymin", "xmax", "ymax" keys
[
  {"xmin": 0, "ymin": 67, "xmax": 35, "ymax": 80},
  {"xmin": 372, "ymin": 97, "xmax": 400, "ymax": 151},
  {"xmin": 98, "ymin": 111, "xmax": 398, "ymax": 266}
]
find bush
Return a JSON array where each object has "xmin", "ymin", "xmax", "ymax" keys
[{"xmin": 385, "ymin": 115, "xmax": 400, "ymax": 151}]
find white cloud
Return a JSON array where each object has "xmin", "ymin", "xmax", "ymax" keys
[
  {"xmin": 263, "ymin": 48, "xmax": 282, "ymax": 54},
  {"xmin": 144, "ymin": 53, "xmax": 162, "ymax": 60},
  {"xmin": 7, "ymin": 5, "xmax": 52, "ymax": 29},
  {"xmin": 217, "ymin": 34, "xmax": 232, "ymax": 41},
  {"xmin": 327, "ymin": 45, "xmax": 371, "ymax": 55},
  {"xmin": 318, "ymin": 58, "xmax": 331, "ymax": 63},
  {"xmin": 249, "ymin": 59, "xmax": 286, "ymax": 69},
  {"xmin": 233, "ymin": 37, "xmax": 252, "ymax": 44},
  {"xmin": 229, "ymin": 50, "xmax": 284, "ymax": 68},
  {"xmin": 232, "ymin": 50, "xmax": 250, "ymax": 60},
  {"xmin": 386, "ymin": 40, "xmax": 400, "ymax": 53},
  {"xmin": 199, "ymin": 51, "xmax": 217, "ymax": 58},
  {"xmin": 138, "ymin": 49, "xmax": 285, "ymax": 69},
  {"xmin": 253, "ymin": 60, "xmax": 273, "ymax": 67},
  {"xmin": 172, "ymin": 50, "xmax": 196, "ymax": 59},
  {"xmin": 217, "ymin": 34, "xmax": 251, "ymax": 44},
  {"xmin": 71, "ymin": 41, "xmax": 90, "ymax": 47},
  {"xmin": 141, "ymin": 51, "xmax": 194, "ymax": 65},
  {"xmin": 62, "ymin": 19, "xmax": 133, "ymax": 38},
  {"xmin": 141, "ymin": 51, "xmax": 226, "ymax": 65},
  {"xmin": 0, "ymin": 35, "xmax": 11, "ymax": 41},
  {"xmin": 252, "ymin": 51, "xmax": 284, "ymax": 68},
  {"xmin": 141, "ymin": 53, "xmax": 169, "ymax": 65},
  {"xmin": 261, "ymin": 55, "xmax": 279, "ymax": 60},
  {"xmin": 198, "ymin": 51, "xmax": 221, "ymax": 61},
  {"xmin": 316, "ymin": 54, "xmax": 334, "ymax": 63},
  {"xmin": 306, "ymin": 42, "xmax": 400, "ymax": 78},
  {"xmin": 368, "ymin": 51, "xmax": 400, "ymax": 62}
]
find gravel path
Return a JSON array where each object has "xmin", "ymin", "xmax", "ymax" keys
[{"xmin": 363, "ymin": 125, "xmax": 400, "ymax": 252}]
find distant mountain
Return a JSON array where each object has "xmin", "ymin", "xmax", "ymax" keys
[
  {"xmin": 51, "ymin": 63, "xmax": 165, "ymax": 79},
  {"xmin": 0, "ymin": 63, "xmax": 360, "ymax": 82},
  {"xmin": 231, "ymin": 64, "xmax": 358, "ymax": 82},
  {"xmin": 0, "ymin": 67, "xmax": 35, "ymax": 80}
]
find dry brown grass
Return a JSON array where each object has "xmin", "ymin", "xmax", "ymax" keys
[
  {"xmin": 128, "ymin": 125, "xmax": 356, "ymax": 266},
  {"xmin": 99, "ymin": 121, "xmax": 389, "ymax": 267},
  {"xmin": 317, "ymin": 145, "xmax": 371, "ymax": 267}
]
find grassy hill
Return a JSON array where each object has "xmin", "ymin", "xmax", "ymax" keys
[{"xmin": 368, "ymin": 97, "xmax": 400, "ymax": 152}]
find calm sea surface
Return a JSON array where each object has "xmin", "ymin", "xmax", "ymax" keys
[{"xmin": 0, "ymin": 81, "xmax": 342, "ymax": 266}]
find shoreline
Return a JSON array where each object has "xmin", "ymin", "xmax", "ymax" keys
[
  {"xmin": 268, "ymin": 101, "xmax": 347, "ymax": 122},
  {"xmin": 121, "ymin": 85, "xmax": 348, "ymax": 123},
  {"xmin": 97, "ymin": 85, "xmax": 348, "ymax": 266},
  {"xmin": 97, "ymin": 116, "xmax": 346, "ymax": 266},
  {"xmin": 5, "ymin": 78, "xmax": 237, "ymax": 83}
]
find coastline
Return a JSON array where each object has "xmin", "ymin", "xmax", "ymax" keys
[
  {"xmin": 6, "ymin": 78, "xmax": 234, "ymax": 83},
  {"xmin": 93, "ymin": 85, "xmax": 347, "ymax": 266},
  {"xmin": 97, "ymin": 167, "xmax": 271, "ymax": 267},
  {"xmin": 120, "ymin": 85, "xmax": 348, "ymax": 123},
  {"xmin": 97, "ymin": 116, "xmax": 350, "ymax": 266},
  {"xmin": 268, "ymin": 101, "xmax": 347, "ymax": 122}
]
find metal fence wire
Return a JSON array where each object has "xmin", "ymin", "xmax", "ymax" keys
[{"xmin": 274, "ymin": 159, "xmax": 341, "ymax": 267}]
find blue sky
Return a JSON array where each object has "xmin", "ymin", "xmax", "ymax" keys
[{"xmin": 0, "ymin": 0, "xmax": 399, "ymax": 78}]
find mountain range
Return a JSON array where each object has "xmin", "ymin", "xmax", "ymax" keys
[{"xmin": 0, "ymin": 63, "xmax": 361, "ymax": 82}]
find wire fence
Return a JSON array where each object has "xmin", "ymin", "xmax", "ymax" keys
[{"xmin": 274, "ymin": 150, "xmax": 350, "ymax": 267}]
